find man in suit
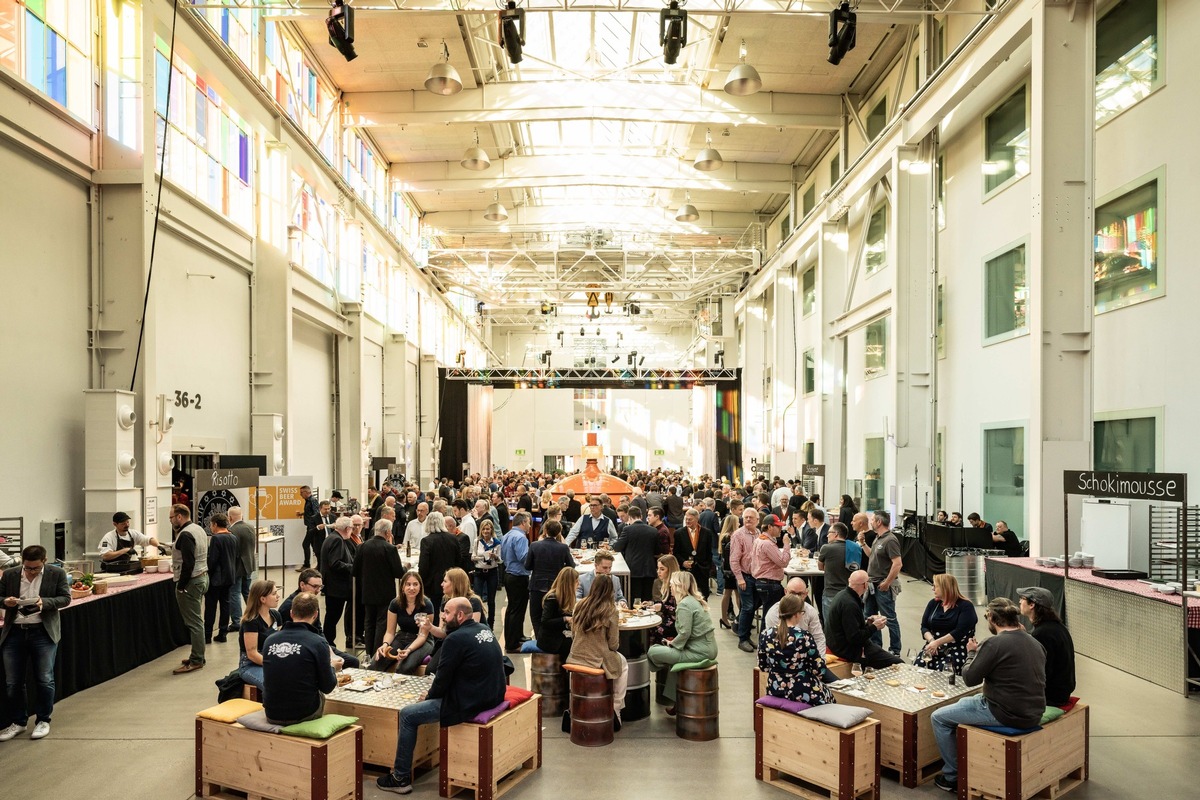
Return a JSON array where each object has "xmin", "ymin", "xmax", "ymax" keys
[
  {"xmin": 418, "ymin": 515, "xmax": 463, "ymax": 625},
  {"xmin": 698, "ymin": 497, "xmax": 723, "ymax": 594},
  {"xmin": 298, "ymin": 485, "xmax": 321, "ymax": 570},
  {"xmin": 319, "ymin": 517, "xmax": 357, "ymax": 650},
  {"xmin": 227, "ymin": 506, "xmax": 257, "ymax": 631},
  {"xmin": 354, "ymin": 519, "xmax": 406, "ymax": 658},
  {"xmin": 613, "ymin": 506, "xmax": 667, "ymax": 602},
  {"xmin": 0, "ymin": 545, "xmax": 71, "ymax": 741},
  {"xmin": 802, "ymin": 507, "xmax": 831, "ymax": 553},
  {"xmin": 563, "ymin": 490, "xmax": 582, "ymax": 524},
  {"xmin": 673, "ymin": 508, "xmax": 714, "ymax": 598}
]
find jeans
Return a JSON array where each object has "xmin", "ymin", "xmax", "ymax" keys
[
  {"xmin": 228, "ymin": 574, "xmax": 254, "ymax": 625},
  {"xmin": 205, "ymin": 583, "xmax": 232, "ymax": 639},
  {"xmin": 1, "ymin": 625, "xmax": 58, "ymax": 724},
  {"xmin": 865, "ymin": 584, "xmax": 902, "ymax": 654},
  {"xmin": 393, "ymin": 698, "xmax": 443, "ymax": 778},
  {"xmin": 736, "ymin": 574, "xmax": 758, "ymax": 644},
  {"xmin": 712, "ymin": 548, "xmax": 724, "ymax": 593},
  {"xmin": 503, "ymin": 573, "xmax": 529, "ymax": 649},
  {"xmin": 931, "ymin": 694, "xmax": 1001, "ymax": 782},
  {"xmin": 473, "ymin": 569, "xmax": 499, "ymax": 627},
  {"xmin": 176, "ymin": 574, "xmax": 209, "ymax": 664},
  {"xmin": 755, "ymin": 579, "xmax": 784, "ymax": 632},
  {"xmin": 238, "ymin": 654, "xmax": 264, "ymax": 691}
]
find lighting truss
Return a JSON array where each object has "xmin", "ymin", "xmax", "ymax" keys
[{"xmin": 445, "ymin": 367, "xmax": 738, "ymax": 386}]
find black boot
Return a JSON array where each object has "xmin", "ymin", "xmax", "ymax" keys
[{"xmin": 560, "ymin": 710, "xmax": 571, "ymax": 733}]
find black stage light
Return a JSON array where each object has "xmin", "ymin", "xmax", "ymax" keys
[
  {"xmin": 659, "ymin": 1, "xmax": 688, "ymax": 66},
  {"xmin": 828, "ymin": 2, "xmax": 856, "ymax": 66},
  {"xmin": 500, "ymin": 2, "xmax": 526, "ymax": 65},
  {"xmin": 327, "ymin": 1, "xmax": 358, "ymax": 62}
]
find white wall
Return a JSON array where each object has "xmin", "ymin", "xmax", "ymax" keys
[
  {"xmin": 0, "ymin": 144, "xmax": 90, "ymax": 546},
  {"xmin": 289, "ymin": 319, "xmax": 335, "ymax": 490},
  {"xmin": 490, "ymin": 388, "xmax": 701, "ymax": 473}
]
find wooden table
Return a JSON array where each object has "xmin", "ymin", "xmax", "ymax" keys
[
  {"xmin": 829, "ymin": 663, "xmax": 980, "ymax": 787},
  {"xmin": 323, "ymin": 669, "xmax": 440, "ymax": 772}
]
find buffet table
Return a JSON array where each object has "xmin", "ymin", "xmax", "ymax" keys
[{"xmin": 0, "ymin": 571, "xmax": 188, "ymax": 701}]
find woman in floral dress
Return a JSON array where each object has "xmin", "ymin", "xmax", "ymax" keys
[{"xmin": 757, "ymin": 594, "xmax": 835, "ymax": 705}]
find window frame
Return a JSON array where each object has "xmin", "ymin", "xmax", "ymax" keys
[
  {"xmin": 981, "ymin": 237, "xmax": 1029, "ymax": 346},
  {"xmin": 864, "ymin": 315, "xmax": 889, "ymax": 380},
  {"xmin": 802, "ymin": 184, "xmax": 816, "ymax": 219},
  {"xmin": 1093, "ymin": 166, "xmax": 1165, "ymax": 314},
  {"xmin": 863, "ymin": 202, "xmax": 888, "ymax": 276},
  {"xmin": 980, "ymin": 421, "xmax": 1028, "ymax": 535},
  {"xmin": 981, "ymin": 83, "xmax": 1030, "ymax": 200},
  {"xmin": 1093, "ymin": 408, "xmax": 1164, "ymax": 473},
  {"xmin": 866, "ymin": 95, "xmax": 887, "ymax": 141},
  {"xmin": 801, "ymin": 264, "xmax": 816, "ymax": 318},
  {"xmin": 802, "ymin": 347, "xmax": 816, "ymax": 395},
  {"xmin": 1095, "ymin": 0, "xmax": 1165, "ymax": 128}
]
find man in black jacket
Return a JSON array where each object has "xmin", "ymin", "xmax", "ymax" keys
[
  {"xmin": 377, "ymin": 597, "xmax": 506, "ymax": 794},
  {"xmin": 280, "ymin": 569, "xmax": 359, "ymax": 668},
  {"xmin": 298, "ymin": 485, "xmax": 321, "ymax": 570},
  {"xmin": 227, "ymin": 506, "xmax": 257, "ymax": 630},
  {"xmin": 262, "ymin": 592, "xmax": 338, "ymax": 725},
  {"xmin": 825, "ymin": 570, "xmax": 902, "ymax": 668},
  {"xmin": 613, "ymin": 506, "xmax": 667, "ymax": 602},
  {"xmin": 674, "ymin": 508, "xmax": 714, "ymax": 598},
  {"xmin": 354, "ymin": 519, "xmax": 406, "ymax": 659},
  {"xmin": 418, "ymin": 516, "xmax": 462, "ymax": 624},
  {"xmin": 1018, "ymin": 586, "xmax": 1075, "ymax": 706},
  {"xmin": 319, "ymin": 518, "xmax": 357, "ymax": 649},
  {"xmin": 204, "ymin": 513, "xmax": 239, "ymax": 644}
]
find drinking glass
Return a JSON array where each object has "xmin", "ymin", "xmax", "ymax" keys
[
  {"xmin": 850, "ymin": 663, "xmax": 863, "ymax": 689},
  {"xmin": 944, "ymin": 663, "xmax": 957, "ymax": 688},
  {"xmin": 864, "ymin": 666, "xmax": 876, "ymax": 685}
]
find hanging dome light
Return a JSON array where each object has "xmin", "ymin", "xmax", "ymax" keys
[
  {"xmin": 724, "ymin": 40, "xmax": 762, "ymax": 96},
  {"xmin": 461, "ymin": 128, "xmax": 491, "ymax": 170},
  {"xmin": 675, "ymin": 192, "xmax": 700, "ymax": 223},
  {"xmin": 693, "ymin": 128, "xmax": 724, "ymax": 171},
  {"xmin": 484, "ymin": 192, "xmax": 508, "ymax": 222},
  {"xmin": 424, "ymin": 40, "xmax": 463, "ymax": 95}
]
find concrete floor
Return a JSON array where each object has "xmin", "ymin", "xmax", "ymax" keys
[{"xmin": 3, "ymin": 568, "xmax": 1197, "ymax": 799}]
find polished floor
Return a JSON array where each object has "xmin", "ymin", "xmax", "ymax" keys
[{"xmin": 3, "ymin": 565, "xmax": 1197, "ymax": 799}]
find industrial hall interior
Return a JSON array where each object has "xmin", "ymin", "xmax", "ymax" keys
[{"xmin": 0, "ymin": 0, "xmax": 1197, "ymax": 800}]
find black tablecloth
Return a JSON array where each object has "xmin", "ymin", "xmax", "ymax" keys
[
  {"xmin": 1, "ymin": 575, "xmax": 189, "ymax": 706},
  {"xmin": 984, "ymin": 559, "xmax": 1066, "ymax": 622}
]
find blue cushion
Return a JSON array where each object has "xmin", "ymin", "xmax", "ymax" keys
[
  {"xmin": 520, "ymin": 639, "xmax": 544, "ymax": 653},
  {"xmin": 755, "ymin": 695, "xmax": 812, "ymax": 715},
  {"xmin": 976, "ymin": 724, "xmax": 1042, "ymax": 736}
]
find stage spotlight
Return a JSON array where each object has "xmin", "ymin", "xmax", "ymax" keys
[
  {"xmin": 500, "ymin": 1, "xmax": 526, "ymax": 65},
  {"xmin": 326, "ymin": 1, "xmax": 357, "ymax": 62},
  {"xmin": 659, "ymin": 1, "xmax": 688, "ymax": 66},
  {"xmin": 828, "ymin": 1, "xmax": 857, "ymax": 66}
]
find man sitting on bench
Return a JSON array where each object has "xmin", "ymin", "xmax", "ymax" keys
[
  {"xmin": 262, "ymin": 592, "xmax": 338, "ymax": 725},
  {"xmin": 929, "ymin": 598, "xmax": 1046, "ymax": 794}
]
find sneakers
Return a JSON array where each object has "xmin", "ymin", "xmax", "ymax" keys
[
  {"xmin": 173, "ymin": 661, "xmax": 205, "ymax": 674},
  {"xmin": 376, "ymin": 771, "xmax": 412, "ymax": 794},
  {"xmin": 0, "ymin": 724, "xmax": 27, "ymax": 742},
  {"xmin": 31, "ymin": 722, "xmax": 50, "ymax": 740},
  {"xmin": 737, "ymin": 640, "xmax": 755, "ymax": 653},
  {"xmin": 933, "ymin": 774, "xmax": 957, "ymax": 793}
]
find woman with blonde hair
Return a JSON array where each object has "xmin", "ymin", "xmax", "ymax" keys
[
  {"xmin": 914, "ymin": 572, "xmax": 978, "ymax": 674},
  {"xmin": 646, "ymin": 571, "xmax": 718, "ymax": 713},
  {"xmin": 649, "ymin": 554, "xmax": 679, "ymax": 646},
  {"xmin": 758, "ymin": 593, "xmax": 834, "ymax": 706},
  {"xmin": 237, "ymin": 579, "xmax": 282, "ymax": 690},
  {"xmin": 536, "ymin": 566, "xmax": 579, "ymax": 659},
  {"xmin": 718, "ymin": 514, "xmax": 740, "ymax": 629},
  {"xmin": 374, "ymin": 570, "xmax": 435, "ymax": 674},
  {"xmin": 566, "ymin": 573, "xmax": 629, "ymax": 730}
]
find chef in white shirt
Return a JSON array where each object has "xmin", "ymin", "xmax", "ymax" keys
[{"xmin": 98, "ymin": 512, "xmax": 160, "ymax": 573}]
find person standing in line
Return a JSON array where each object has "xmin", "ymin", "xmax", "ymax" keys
[
  {"xmin": 227, "ymin": 506, "xmax": 257, "ymax": 631},
  {"xmin": 171, "ymin": 504, "xmax": 210, "ymax": 674},
  {"xmin": 204, "ymin": 513, "xmax": 239, "ymax": 644},
  {"xmin": 500, "ymin": 511, "xmax": 532, "ymax": 653},
  {"xmin": 0, "ymin": 545, "xmax": 71, "ymax": 741}
]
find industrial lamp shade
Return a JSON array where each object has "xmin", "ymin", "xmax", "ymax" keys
[
  {"xmin": 675, "ymin": 202, "xmax": 700, "ymax": 222},
  {"xmin": 693, "ymin": 146, "xmax": 724, "ymax": 171},
  {"xmin": 724, "ymin": 62, "xmax": 762, "ymax": 96},
  {"xmin": 460, "ymin": 145, "xmax": 491, "ymax": 171},
  {"xmin": 484, "ymin": 200, "xmax": 508, "ymax": 222},
  {"xmin": 425, "ymin": 61, "xmax": 463, "ymax": 95}
]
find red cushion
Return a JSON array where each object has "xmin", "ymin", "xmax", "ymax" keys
[
  {"xmin": 1057, "ymin": 696, "xmax": 1080, "ymax": 713},
  {"xmin": 504, "ymin": 685, "xmax": 535, "ymax": 708}
]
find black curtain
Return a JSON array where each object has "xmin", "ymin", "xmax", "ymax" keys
[
  {"xmin": 715, "ymin": 369, "xmax": 743, "ymax": 482},
  {"xmin": 438, "ymin": 369, "xmax": 469, "ymax": 480}
]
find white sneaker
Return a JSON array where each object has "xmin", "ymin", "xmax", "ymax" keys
[
  {"xmin": 31, "ymin": 722, "xmax": 50, "ymax": 740},
  {"xmin": 0, "ymin": 724, "xmax": 27, "ymax": 742}
]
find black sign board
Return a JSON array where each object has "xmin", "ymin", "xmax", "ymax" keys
[
  {"xmin": 371, "ymin": 457, "xmax": 396, "ymax": 470},
  {"xmin": 802, "ymin": 464, "xmax": 826, "ymax": 477},
  {"xmin": 196, "ymin": 467, "xmax": 260, "ymax": 492},
  {"xmin": 1063, "ymin": 470, "xmax": 1187, "ymax": 503}
]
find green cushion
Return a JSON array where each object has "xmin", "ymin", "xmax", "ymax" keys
[
  {"xmin": 279, "ymin": 714, "xmax": 359, "ymax": 739},
  {"xmin": 1040, "ymin": 706, "xmax": 1065, "ymax": 725},
  {"xmin": 670, "ymin": 658, "xmax": 717, "ymax": 673}
]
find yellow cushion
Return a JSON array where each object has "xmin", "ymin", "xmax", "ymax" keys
[{"xmin": 197, "ymin": 699, "xmax": 263, "ymax": 723}]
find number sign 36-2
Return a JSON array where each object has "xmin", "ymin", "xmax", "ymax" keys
[{"xmin": 174, "ymin": 390, "xmax": 203, "ymax": 410}]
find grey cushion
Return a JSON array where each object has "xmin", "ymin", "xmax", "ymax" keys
[
  {"xmin": 797, "ymin": 703, "xmax": 871, "ymax": 729},
  {"xmin": 237, "ymin": 710, "xmax": 282, "ymax": 734}
]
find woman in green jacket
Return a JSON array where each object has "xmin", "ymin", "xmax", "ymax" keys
[{"xmin": 646, "ymin": 570, "xmax": 718, "ymax": 713}]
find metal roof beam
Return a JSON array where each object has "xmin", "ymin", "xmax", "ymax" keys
[{"xmin": 423, "ymin": 207, "xmax": 761, "ymax": 229}]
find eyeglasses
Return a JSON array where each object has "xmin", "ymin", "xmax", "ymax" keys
[
  {"xmin": 22, "ymin": 564, "xmax": 44, "ymax": 574},
  {"xmin": 303, "ymin": 581, "xmax": 323, "ymax": 590}
]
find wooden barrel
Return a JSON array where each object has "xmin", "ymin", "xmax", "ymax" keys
[
  {"xmin": 531, "ymin": 652, "xmax": 568, "ymax": 716},
  {"xmin": 675, "ymin": 665, "xmax": 719, "ymax": 742},
  {"xmin": 568, "ymin": 671, "xmax": 614, "ymax": 747}
]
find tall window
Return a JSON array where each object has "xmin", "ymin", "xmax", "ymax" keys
[
  {"xmin": 864, "ymin": 437, "xmax": 885, "ymax": 513},
  {"xmin": 830, "ymin": 152, "xmax": 841, "ymax": 185},
  {"xmin": 1094, "ymin": 178, "xmax": 1160, "ymax": 312},
  {"xmin": 803, "ymin": 349, "xmax": 816, "ymax": 395},
  {"xmin": 864, "ymin": 205, "xmax": 887, "ymax": 275},
  {"xmin": 0, "ymin": 0, "xmax": 92, "ymax": 121},
  {"xmin": 936, "ymin": 153, "xmax": 946, "ymax": 228},
  {"xmin": 1094, "ymin": 416, "xmax": 1156, "ymax": 473},
  {"xmin": 935, "ymin": 282, "xmax": 946, "ymax": 359},
  {"xmin": 865, "ymin": 317, "xmax": 888, "ymax": 379},
  {"xmin": 1096, "ymin": 0, "xmax": 1159, "ymax": 124},
  {"xmin": 193, "ymin": 2, "xmax": 254, "ymax": 71},
  {"xmin": 984, "ymin": 243, "xmax": 1027, "ymax": 341},
  {"xmin": 778, "ymin": 212, "xmax": 791, "ymax": 250},
  {"xmin": 804, "ymin": 441, "xmax": 815, "ymax": 467},
  {"xmin": 802, "ymin": 185, "xmax": 816, "ymax": 218},
  {"xmin": 983, "ymin": 86, "xmax": 1029, "ymax": 194},
  {"xmin": 866, "ymin": 97, "xmax": 887, "ymax": 140},
  {"xmin": 983, "ymin": 426, "xmax": 1025, "ymax": 533},
  {"xmin": 801, "ymin": 266, "xmax": 816, "ymax": 317}
]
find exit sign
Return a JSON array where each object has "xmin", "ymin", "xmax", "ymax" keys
[
  {"xmin": 654, "ymin": 449, "xmax": 665, "ymax": 456},
  {"xmin": 515, "ymin": 449, "xmax": 526, "ymax": 456}
]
